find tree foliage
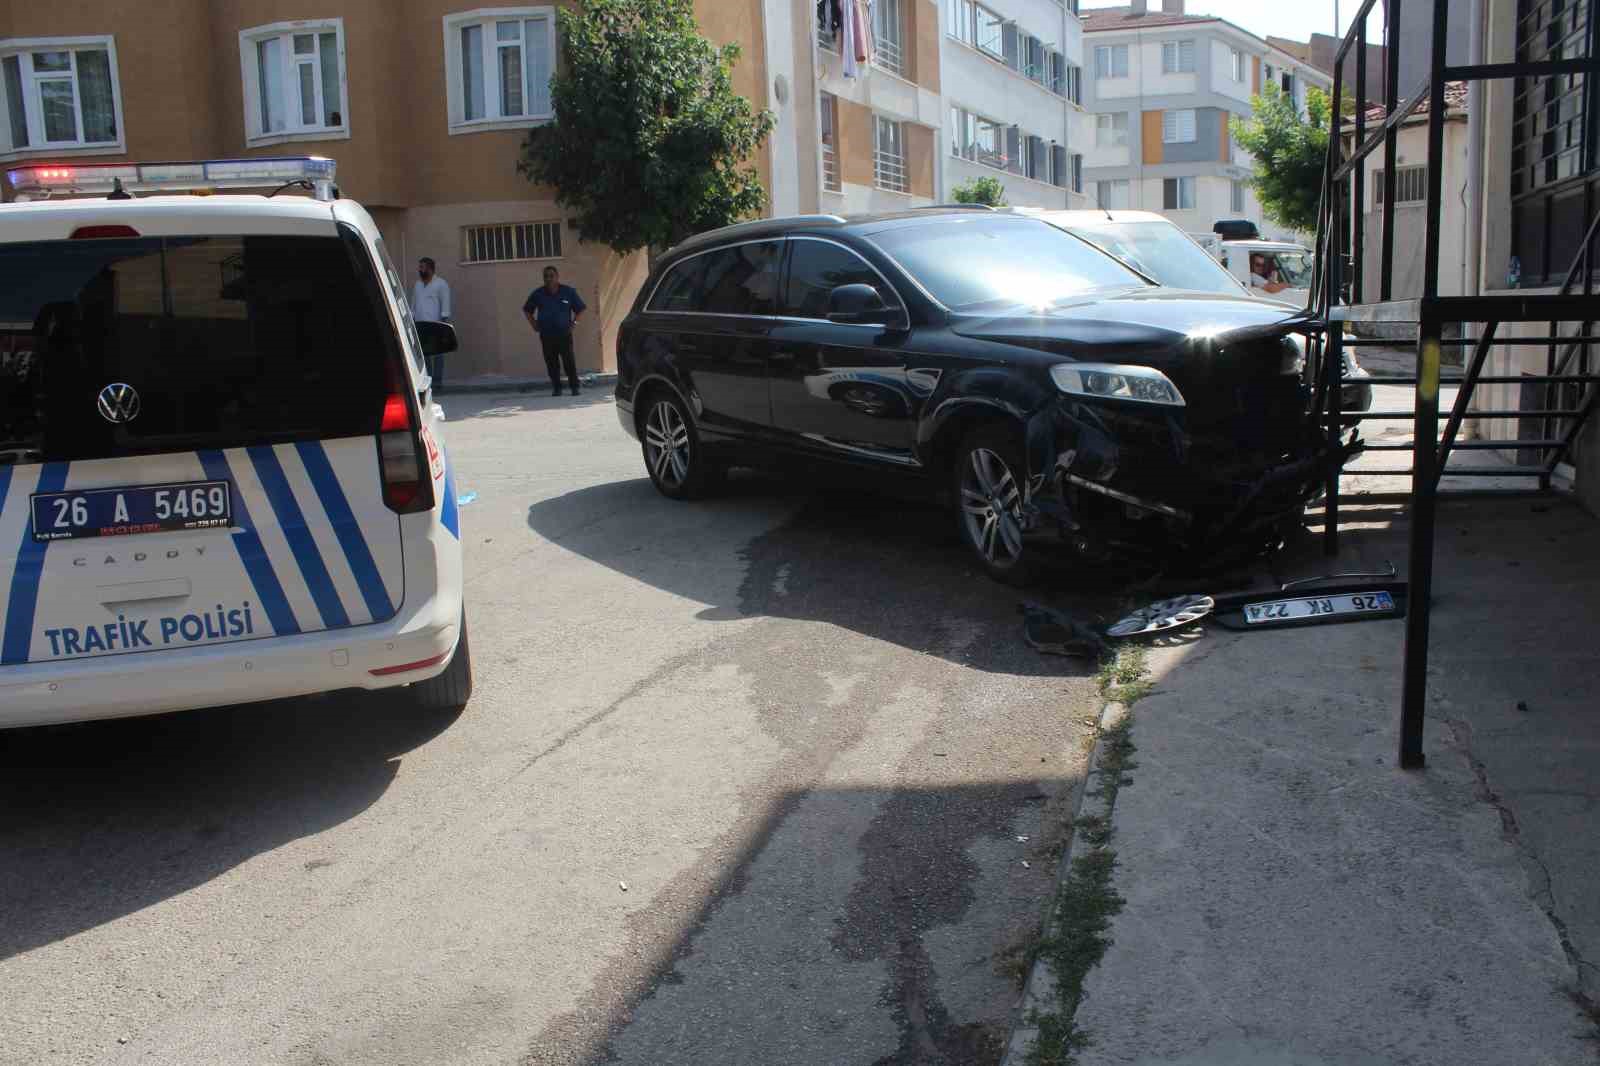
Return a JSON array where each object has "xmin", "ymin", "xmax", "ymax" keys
[
  {"xmin": 518, "ymin": 0, "xmax": 775, "ymax": 254},
  {"xmin": 1229, "ymin": 84, "xmax": 1333, "ymax": 234},
  {"xmin": 951, "ymin": 175, "xmax": 1008, "ymax": 207}
]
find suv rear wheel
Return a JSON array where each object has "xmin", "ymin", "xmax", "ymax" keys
[
  {"xmin": 411, "ymin": 613, "xmax": 473, "ymax": 712},
  {"xmin": 954, "ymin": 424, "xmax": 1037, "ymax": 585},
  {"xmin": 640, "ymin": 389, "xmax": 719, "ymax": 499}
]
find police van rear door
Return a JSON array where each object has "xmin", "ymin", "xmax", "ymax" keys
[{"xmin": 0, "ymin": 219, "xmax": 405, "ymax": 667}]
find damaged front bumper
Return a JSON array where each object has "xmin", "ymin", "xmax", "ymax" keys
[{"xmin": 1019, "ymin": 393, "xmax": 1360, "ymax": 563}]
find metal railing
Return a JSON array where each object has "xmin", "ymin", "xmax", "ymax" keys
[
  {"xmin": 874, "ymin": 149, "xmax": 908, "ymax": 194},
  {"xmin": 822, "ymin": 142, "xmax": 841, "ymax": 193},
  {"xmin": 1310, "ymin": 0, "xmax": 1600, "ymax": 771}
]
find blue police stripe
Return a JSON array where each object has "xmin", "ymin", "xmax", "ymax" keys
[
  {"xmin": 440, "ymin": 460, "xmax": 460, "ymax": 540},
  {"xmin": 246, "ymin": 446, "xmax": 349, "ymax": 629},
  {"xmin": 197, "ymin": 450, "xmax": 300, "ymax": 637},
  {"xmin": 2, "ymin": 462, "xmax": 68, "ymax": 666},
  {"xmin": 294, "ymin": 441, "xmax": 395, "ymax": 622}
]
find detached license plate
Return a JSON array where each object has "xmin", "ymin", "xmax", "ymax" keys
[
  {"xmin": 31, "ymin": 481, "xmax": 232, "ymax": 542},
  {"xmin": 1243, "ymin": 591, "xmax": 1396, "ymax": 624}
]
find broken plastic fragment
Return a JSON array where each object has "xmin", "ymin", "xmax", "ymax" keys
[
  {"xmin": 619, "ymin": 880, "xmax": 628, "ymax": 892},
  {"xmin": 456, "ymin": 491, "xmax": 478, "ymax": 506},
  {"xmin": 1020, "ymin": 603, "xmax": 1111, "ymax": 658}
]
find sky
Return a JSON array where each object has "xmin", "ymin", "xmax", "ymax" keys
[{"xmin": 1084, "ymin": 0, "xmax": 1368, "ymax": 45}]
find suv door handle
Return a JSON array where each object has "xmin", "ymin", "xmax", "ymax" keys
[{"xmin": 770, "ymin": 350, "xmax": 796, "ymax": 364}]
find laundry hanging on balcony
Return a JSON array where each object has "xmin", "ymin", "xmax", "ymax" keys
[
  {"xmin": 816, "ymin": 0, "xmax": 843, "ymax": 48},
  {"xmin": 853, "ymin": 0, "xmax": 874, "ymax": 64},
  {"xmin": 841, "ymin": 0, "xmax": 858, "ymax": 78}
]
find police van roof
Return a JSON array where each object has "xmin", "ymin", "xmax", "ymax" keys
[{"xmin": 0, "ymin": 194, "xmax": 345, "ymax": 244}]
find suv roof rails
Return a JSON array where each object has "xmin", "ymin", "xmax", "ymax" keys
[
  {"xmin": 669, "ymin": 213, "xmax": 846, "ymax": 254},
  {"xmin": 911, "ymin": 203, "xmax": 995, "ymax": 211}
]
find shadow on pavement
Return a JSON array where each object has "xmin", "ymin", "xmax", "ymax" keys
[
  {"xmin": 0, "ymin": 691, "xmax": 461, "ymax": 961},
  {"xmin": 441, "ymin": 388, "xmax": 614, "ymax": 421},
  {"xmin": 527, "ymin": 470, "xmax": 1140, "ymax": 678}
]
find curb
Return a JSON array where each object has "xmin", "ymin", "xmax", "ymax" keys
[{"xmin": 1000, "ymin": 699, "xmax": 1132, "ymax": 1066}]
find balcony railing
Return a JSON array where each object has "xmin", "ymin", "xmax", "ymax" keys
[
  {"xmin": 822, "ymin": 142, "xmax": 841, "ymax": 192},
  {"xmin": 874, "ymin": 150, "xmax": 908, "ymax": 194}
]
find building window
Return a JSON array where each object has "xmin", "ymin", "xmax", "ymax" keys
[
  {"xmin": 462, "ymin": 220, "xmax": 562, "ymax": 264},
  {"xmin": 0, "ymin": 36, "xmax": 124, "ymax": 158},
  {"xmin": 1071, "ymin": 153, "xmax": 1083, "ymax": 193},
  {"xmin": 1024, "ymin": 35, "xmax": 1046, "ymax": 84},
  {"xmin": 947, "ymin": 0, "xmax": 976, "ymax": 45},
  {"xmin": 1161, "ymin": 40, "xmax": 1196, "ymax": 74},
  {"xmin": 874, "ymin": 0, "xmax": 905, "ymax": 77},
  {"xmin": 1163, "ymin": 176, "xmax": 1196, "ymax": 209},
  {"xmin": 239, "ymin": 21, "xmax": 347, "ymax": 145},
  {"xmin": 1374, "ymin": 166, "xmax": 1428, "ymax": 206},
  {"xmin": 1231, "ymin": 48, "xmax": 1245, "ymax": 82},
  {"xmin": 1094, "ymin": 44, "xmax": 1128, "ymax": 79},
  {"xmin": 1231, "ymin": 179, "xmax": 1245, "ymax": 212},
  {"xmin": 1096, "ymin": 112, "xmax": 1129, "ymax": 147},
  {"xmin": 1162, "ymin": 109, "xmax": 1197, "ymax": 144},
  {"xmin": 1025, "ymin": 133, "xmax": 1045, "ymax": 180},
  {"xmin": 821, "ymin": 93, "xmax": 841, "ymax": 192},
  {"xmin": 874, "ymin": 115, "xmax": 908, "ymax": 193},
  {"xmin": 443, "ymin": 7, "xmax": 556, "ymax": 133},
  {"xmin": 975, "ymin": 4, "xmax": 1004, "ymax": 58},
  {"xmin": 950, "ymin": 105, "xmax": 1009, "ymax": 171},
  {"xmin": 1067, "ymin": 64, "xmax": 1082, "ymax": 104},
  {"xmin": 1097, "ymin": 179, "xmax": 1130, "ymax": 210}
]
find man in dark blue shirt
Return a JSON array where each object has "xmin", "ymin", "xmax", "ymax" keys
[{"xmin": 523, "ymin": 266, "xmax": 588, "ymax": 396}]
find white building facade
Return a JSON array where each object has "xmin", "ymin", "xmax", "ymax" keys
[
  {"xmin": 941, "ymin": 0, "xmax": 1094, "ymax": 208},
  {"xmin": 1080, "ymin": 0, "xmax": 1331, "ymax": 242}
]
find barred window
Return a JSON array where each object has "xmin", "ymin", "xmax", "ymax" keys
[
  {"xmin": 1374, "ymin": 166, "xmax": 1428, "ymax": 205},
  {"xmin": 462, "ymin": 220, "xmax": 562, "ymax": 264}
]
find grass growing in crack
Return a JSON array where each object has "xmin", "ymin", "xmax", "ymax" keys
[
  {"xmin": 1097, "ymin": 645, "xmax": 1153, "ymax": 706},
  {"xmin": 1021, "ymin": 652, "xmax": 1147, "ymax": 1065}
]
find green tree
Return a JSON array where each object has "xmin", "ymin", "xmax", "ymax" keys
[
  {"xmin": 951, "ymin": 175, "xmax": 1008, "ymax": 207},
  {"xmin": 518, "ymin": 0, "xmax": 775, "ymax": 254},
  {"xmin": 1229, "ymin": 84, "xmax": 1335, "ymax": 234}
]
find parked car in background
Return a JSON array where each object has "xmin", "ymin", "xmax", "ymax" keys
[
  {"xmin": 1035, "ymin": 212, "xmax": 1372, "ymax": 414},
  {"xmin": 615, "ymin": 210, "xmax": 1349, "ymax": 583},
  {"xmin": 1221, "ymin": 239, "xmax": 1318, "ymax": 309}
]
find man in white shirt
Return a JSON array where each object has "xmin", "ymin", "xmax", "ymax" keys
[{"xmin": 412, "ymin": 257, "xmax": 453, "ymax": 388}]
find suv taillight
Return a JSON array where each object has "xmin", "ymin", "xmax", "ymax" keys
[{"xmin": 378, "ymin": 386, "xmax": 434, "ymax": 515}]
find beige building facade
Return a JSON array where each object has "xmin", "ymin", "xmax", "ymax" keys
[{"xmin": 0, "ymin": 0, "xmax": 647, "ymax": 384}]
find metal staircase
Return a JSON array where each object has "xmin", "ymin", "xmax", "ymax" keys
[{"xmin": 1307, "ymin": 0, "xmax": 1600, "ymax": 768}]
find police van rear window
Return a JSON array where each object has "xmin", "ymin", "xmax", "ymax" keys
[{"xmin": 0, "ymin": 234, "xmax": 392, "ymax": 465}]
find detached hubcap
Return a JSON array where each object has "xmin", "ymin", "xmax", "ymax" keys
[
  {"xmin": 961, "ymin": 447, "xmax": 1024, "ymax": 566},
  {"xmin": 645, "ymin": 401, "xmax": 691, "ymax": 487}
]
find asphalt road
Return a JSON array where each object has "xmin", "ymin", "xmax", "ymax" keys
[{"xmin": 0, "ymin": 391, "xmax": 1106, "ymax": 1066}]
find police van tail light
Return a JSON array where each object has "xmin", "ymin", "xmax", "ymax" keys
[{"xmin": 379, "ymin": 374, "xmax": 434, "ymax": 515}]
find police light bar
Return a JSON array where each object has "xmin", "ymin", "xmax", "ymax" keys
[{"xmin": 6, "ymin": 157, "xmax": 338, "ymax": 201}]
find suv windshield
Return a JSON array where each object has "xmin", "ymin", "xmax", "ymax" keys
[
  {"xmin": 868, "ymin": 217, "xmax": 1145, "ymax": 312},
  {"xmin": 0, "ymin": 233, "xmax": 393, "ymax": 465},
  {"xmin": 1271, "ymin": 251, "xmax": 1315, "ymax": 287},
  {"xmin": 1056, "ymin": 220, "xmax": 1242, "ymax": 296}
]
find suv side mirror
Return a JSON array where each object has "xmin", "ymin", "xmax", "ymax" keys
[
  {"xmin": 416, "ymin": 319, "xmax": 459, "ymax": 357},
  {"xmin": 827, "ymin": 284, "xmax": 905, "ymax": 328}
]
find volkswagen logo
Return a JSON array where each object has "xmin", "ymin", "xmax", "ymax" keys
[{"xmin": 97, "ymin": 383, "xmax": 141, "ymax": 424}]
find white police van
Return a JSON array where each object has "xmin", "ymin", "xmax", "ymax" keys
[{"xmin": 0, "ymin": 157, "xmax": 470, "ymax": 728}]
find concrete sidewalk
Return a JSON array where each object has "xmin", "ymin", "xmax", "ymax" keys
[{"xmin": 1059, "ymin": 498, "xmax": 1599, "ymax": 1064}]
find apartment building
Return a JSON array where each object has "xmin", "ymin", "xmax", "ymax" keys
[
  {"xmin": 941, "ymin": 0, "xmax": 1094, "ymax": 208},
  {"xmin": 0, "ymin": 1, "xmax": 650, "ymax": 385},
  {"xmin": 1079, "ymin": 0, "xmax": 1331, "ymax": 241}
]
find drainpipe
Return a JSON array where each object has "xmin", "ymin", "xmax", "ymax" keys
[{"xmin": 1465, "ymin": 0, "xmax": 1485, "ymax": 297}]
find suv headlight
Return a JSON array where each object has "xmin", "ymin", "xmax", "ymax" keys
[{"xmin": 1050, "ymin": 362, "xmax": 1185, "ymax": 407}]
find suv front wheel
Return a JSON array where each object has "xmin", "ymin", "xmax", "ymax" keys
[
  {"xmin": 954, "ymin": 424, "xmax": 1037, "ymax": 585},
  {"xmin": 640, "ymin": 389, "xmax": 719, "ymax": 499}
]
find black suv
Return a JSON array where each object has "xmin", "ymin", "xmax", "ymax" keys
[{"xmin": 615, "ymin": 210, "xmax": 1343, "ymax": 582}]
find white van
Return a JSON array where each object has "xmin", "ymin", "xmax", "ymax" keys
[
  {"xmin": 0, "ymin": 158, "xmax": 470, "ymax": 728},
  {"xmin": 1219, "ymin": 239, "xmax": 1317, "ymax": 309}
]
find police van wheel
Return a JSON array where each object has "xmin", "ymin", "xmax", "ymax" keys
[{"xmin": 412, "ymin": 613, "xmax": 473, "ymax": 712}]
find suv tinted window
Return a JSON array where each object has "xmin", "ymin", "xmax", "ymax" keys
[
  {"xmin": 0, "ymin": 234, "xmax": 392, "ymax": 466},
  {"xmin": 783, "ymin": 239, "xmax": 895, "ymax": 319},
  {"xmin": 699, "ymin": 241, "xmax": 783, "ymax": 315},
  {"xmin": 869, "ymin": 217, "xmax": 1144, "ymax": 311},
  {"xmin": 648, "ymin": 256, "xmax": 707, "ymax": 312}
]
